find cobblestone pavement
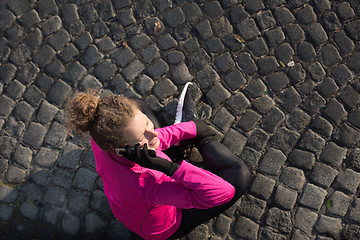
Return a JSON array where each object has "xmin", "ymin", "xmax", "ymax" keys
[{"xmin": 0, "ymin": 0, "xmax": 360, "ymax": 239}]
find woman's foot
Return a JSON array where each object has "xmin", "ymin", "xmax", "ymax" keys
[{"xmin": 182, "ymin": 85, "xmax": 198, "ymax": 122}]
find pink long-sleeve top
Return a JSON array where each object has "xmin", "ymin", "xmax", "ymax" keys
[{"xmin": 91, "ymin": 121, "xmax": 235, "ymax": 240}]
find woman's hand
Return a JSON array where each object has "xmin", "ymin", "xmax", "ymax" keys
[{"xmin": 124, "ymin": 143, "xmax": 179, "ymax": 176}]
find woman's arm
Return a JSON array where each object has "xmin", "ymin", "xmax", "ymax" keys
[
  {"xmin": 155, "ymin": 121, "xmax": 197, "ymax": 151},
  {"xmin": 146, "ymin": 161, "xmax": 235, "ymax": 209}
]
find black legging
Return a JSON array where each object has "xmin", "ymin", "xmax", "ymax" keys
[{"xmin": 134, "ymin": 99, "xmax": 252, "ymax": 239}]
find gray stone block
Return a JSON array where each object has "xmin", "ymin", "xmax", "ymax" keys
[
  {"xmin": 5, "ymin": 79, "xmax": 26, "ymax": 100},
  {"xmin": 44, "ymin": 186, "xmax": 66, "ymax": 207},
  {"xmin": 164, "ymin": 7, "xmax": 185, "ymax": 27},
  {"xmin": 73, "ymin": 168, "xmax": 98, "ymax": 191},
  {"xmin": 20, "ymin": 202, "xmax": 38, "ymax": 220},
  {"xmin": 257, "ymin": 56, "xmax": 279, "ymax": 75},
  {"xmin": 63, "ymin": 61, "xmax": 87, "ymax": 86},
  {"xmin": 187, "ymin": 49, "xmax": 211, "ymax": 70},
  {"xmin": 57, "ymin": 143, "xmax": 82, "ymax": 169},
  {"xmin": 0, "ymin": 204, "xmax": 13, "ymax": 221},
  {"xmin": 85, "ymin": 212, "xmax": 106, "ymax": 234},
  {"xmin": 196, "ymin": 66, "xmax": 220, "ymax": 90},
  {"xmin": 166, "ymin": 50, "xmax": 185, "ymax": 65},
  {"xmin": 147, "ymin": 59, "xmax": 169, "ymax": 79},
  {"xmin": 306, "ymin": 22, "xmax": 328, "ymax": 45},
  {"xmin": 212, "ymin": 16, "xmax": 233, "ymax": 38},
  {"xmin": 234, "ymin": 216, "xmax": 259, "ymax": 239},
  {"xmin": 335, "ymin": 123, "xmax": 360, "ymax": 148},
  {"xmin": 316, "ymin": 215, "xmax": 343, "ymax": 238},
  {"xmin": 327, "ymin": 191, "xmax": 352, "ymax": 217},
  {"xmin": 75, "ymin": 31, "xmax": 92, "ymax": 50},
  {"xmin": 0, "ymin": 63, "xmax": 17, "ymax": 84},
  {"xmin": 94, "ymin": 60, "xmax": 117, "ymax": 82},
  {"xmin": 0, "ymin": 136, "xmax": 17, "ymax": 159},
  {"xmin": 48, "ymin": 29, "xmax": 70, "ymax": 51},
  {"xmin": 222, "ymin": 129, "xmax": 247, "ymax": 156},
  {"xmin": 211, "ymin": 107, "xmax": 234, "ymax": 132},
  {"xmin": 170, "ymin": 64, "xmax": 193, "ymax": 85},
  {"xmin": 262, "ymin": 107, "xmax": 285, "ymax": 134},
  {"xmin": 320, "ymin": 142, "xmax": 347, "ymax": 168},
  {"xmin": 270, "ymin": 127, "xmax": 300, "ymax": 155},
  {"xmin": 279, "ymin": 167, "xmax": 305, "ymax": 190},
  {"xmin": 334, "ymin": 30, "xmax": 355, "ymax": 54},
  {"xmin": 51, "ymin": 168, "xmax": 73, "ymax": 188},
  {"xmin": 81, "ymin": 45, "xmax": 103, "ymax": 68},
  {"xmin": 207, "ymin": 83, "xmax": 231, "ymax": 107},
  {"xmin": 30, "ymin": 167, "xmax": 49, "ymax": 185},
  {"xmin": 68, "ymin": 190, "xmax": 90, "ymax": 214},
  {"xmin": 274, "ymin": 7, "xmax": 295, "ymax": 26},
  {"xmin": 59, "ymin": 43, "xmax": 79, "ymax": 63},
  {"xmin": 135, "ymin": 75, "xmax": 154, "ymax": 95},
  {"xmin": 61, "ymin": 213, "xmax": 80, "ymax": 235},
  {"xmin": 334, "ymin": 169, "xmax": 360, "ymax": 194},
  {"xmin": 237, "ymin": 109, "xmax": 262, "ymax": 132},
  {"xmin": 310, "ymin": 116, "xmax": 333, "ymax": 139},
  {"xmin": 240, "ymin": 147, "xmax": 261, "ymax": 170},
  {"xmin": 349, "ymin": 198, "xmax": 360, "ymax": 223},
  {"xmin": 23, "ymin": 122, "xmax": 46, "ymax": 148},
  {"xmin": 195, "ymin": 20, "xmax": 213, "ymax": 40},
  {"xmin": 237, "ymin": 52, "xmax": 257, "ymax": 76},
  {"xmin": 91, "ymin": 190, "xmax": 112, "ymax": 214},
  {"xmin": 297, "ymin": 42, "xmax": 316, "ymax": 62},
  {"xmin": 294, "ymin": 207, "xmax": 318, "ymax": 234},
  {"xmin": 92, "ymin": 20, "xmax": 109, "ymax": 38},
  {"xmin": 153, "ymin": 78, "xmax": 177, "ymax": 100},
  {"xmin": 250, "ymin": 173, "xmax": 275, "ymax": 199},
  {"xmin": 60, "ymin": 4, "xmax": 79, "ymax": 24},
  {"xmin": 20, "ymin": 183, "xmax": 42, "ymax": 201},
  {"xmin": 310, "ymin": 162, "xmax": 338, "ymax": 188},
  {"xmin": 317, "ymin": 77, "xmax": 339, "ymax": 97},
  {"xmin": 13, "ymin": 145, "xmax": 32, "ymax": 169},
  {"xmin": 299, "ymin": 183, "xmax": 327, "ymax": 210},
  {"xmin": 47, "ymin": 79, "xmax": 72, "ymax": 106},
  {"xmin": 214, "ymin": 214, "xmax": 231, "ymax": 236},
  {"xmin": 44, "ymin": 122, "xmax": 68, "ymax": 148},
  {"xmin": 79, "ymin": 75, "xmax": 103, "ymax": 92},
  {"xmin": 238, "ymin": 194, "xmax": 266, "ymax": 221},
  {"xmin": 244, "ymin": 78, "xmax": 267, "ymax": 99},
  {"xmin": 299, "ymin": 129, "xmax": 326, "ymax": 153},
  {"xmin": 247, "ymin": 128, "xmax": 269, "ymax": 151},
  {"xmin": 34, "ymin": 147, "xmax": 58, "ymax": 169},
  {"xmin": 274, "ymin": 185, "xmax": 297, "ymax": 210},
  {"xmin": 236, "ymin": 19, "xmax": 260, "ymax": 40},
  {"xmin": 256, "ymin": 10, "xmax": 276, "ymax": 30},
  {"xmin": 265, "ymin": 207, "xmax": 292, "ymax": 233},
  {"xmin": 0, "ymin": 185, "xmax": 18, "ymax": 203},
  {"xmin": 253, "ymin": 95, "xmax": 275, "ymax": 115},
  {"xmin": 10, "ymin": 44, "xmax": 31, "ymax": 66},
  {"xmin": 226, "ymin": 92, "xmax": 250, "ymax": 116},
  {"xmin": 258, "ymin": 148, "xmax": 286, "ymax": 176},
  {"xmin": 340, "ymin": 87, "xmax": 359, "ymax": 110},
  {"xmin": 285, "ymin": 24, "xmax": 305, "ymax": 45},
  {"xmin": 214, "ymin": 52, "xmax": 235, "ymax": 73},
  {"xmin": 33, "ymin": 45, "xmax": 56, "ymax": 67}
]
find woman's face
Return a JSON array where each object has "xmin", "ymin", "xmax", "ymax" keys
[{"xmin": 123, "ymin": 109, "xmax": 160, "ymax": 150}]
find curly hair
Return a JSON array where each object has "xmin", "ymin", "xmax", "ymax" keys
[{"xmin": 66, "ymin": 89, "xmax": 138, "ymax": 151}]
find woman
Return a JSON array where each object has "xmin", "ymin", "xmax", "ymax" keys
[{"xmin": 66, "ymin": 89, "xmax": 251, "ymax": 240}]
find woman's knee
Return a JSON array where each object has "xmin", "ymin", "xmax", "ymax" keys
[{"xmin": 232, "ymin": 161, "xmax": 252, "ymax": 195}]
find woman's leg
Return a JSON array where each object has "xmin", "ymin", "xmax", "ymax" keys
[{"xmin": 170, "ymin": 136, "xmax": 252, "ymax": 238}]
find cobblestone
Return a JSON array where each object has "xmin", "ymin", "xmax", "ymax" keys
[
  {"xmin": 250, "ymin": 173, "xmax": 275, "ymax": 199},
  {"xmin": 238, "ymin": 194, "xmax": 266, "ymax": 221},
  {"xmin": 274, "ymin": 185, "xmax": 297, "ymax": 210},
  {"xmin": 316, "ymin": 215, "xmax": 342, "ymax": 238},
  {"xmin": 234, "ymin": 216, "xmax": 259, "ymax": 240},
  {"xmin": 294, "ymin": 207, "xmax": 318, "ymax": 234},
  {"xmin": 1, "ymin": 0, "xmax": 360, "ymax": 238},
  {"xmin": 310, "ymin": 162, "xmax": 338, "ymax": 188}
]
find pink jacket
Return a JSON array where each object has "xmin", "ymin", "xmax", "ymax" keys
[{"xmin": 91, "ymin": 121, "xmax": 235, "ymax": 240}]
